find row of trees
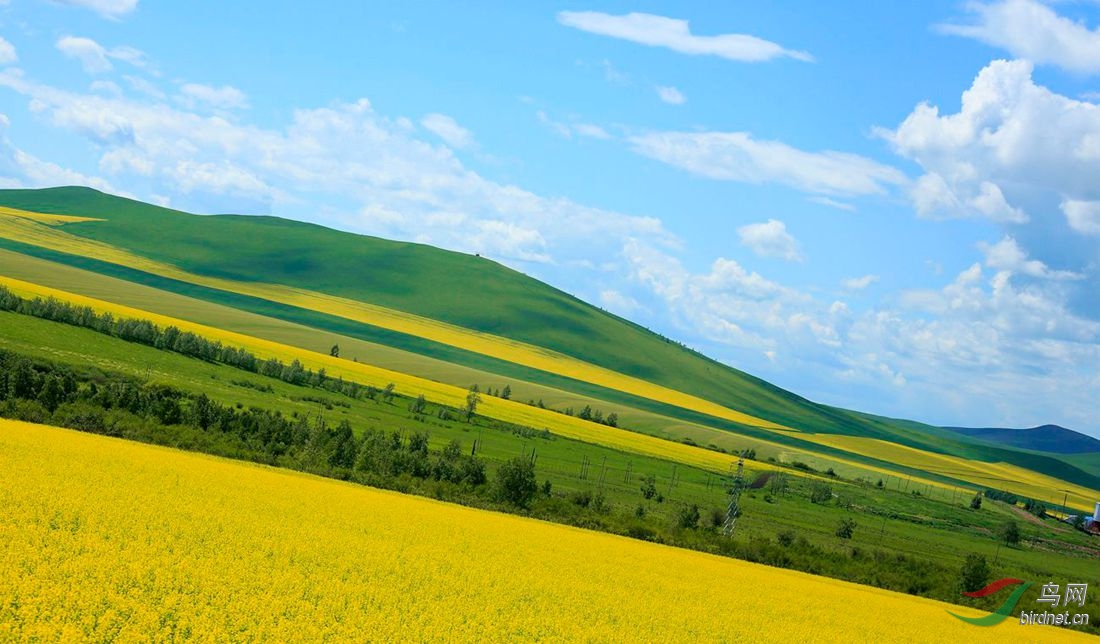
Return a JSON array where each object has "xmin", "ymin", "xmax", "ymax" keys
[
  {"xmin": 519, "ymin": 396, "xmax": 620, "ymax": 428},
  {"xmin": 972, "ymin": 489, "xmax": 1049, "ymax": 517},
  {"xmin": 0, "ymin": 287, "xmax": 378, "ymax": 402},
  {"xmin": 480, "ymin": 383, "xmax": 623, "ymax": 428},
  {"xmin": 0, "ymin": 349, "xmax": 555, "ymax": 505}
]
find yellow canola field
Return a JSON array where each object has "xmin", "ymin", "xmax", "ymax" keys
[
  {"xmin": 802, "ymin": 434, "xmax": 1100, "ymax": 512},
  {"xmin": 1, "ymin": 420, "xmax": 1084, "ymax": 643},
  {"xmin": 0, "ymin": 210, "xmax": 789, "ymax": 432},
  {"xmin": 0, "ymin": 275, "xmax": 787, "ymax": 477},
  {"xmin": 0, "ymin": 205, "xmax": 103, "ymax": 225}
]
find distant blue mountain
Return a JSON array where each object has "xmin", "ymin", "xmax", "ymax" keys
[{"xmin": 944, "ymin": 424, "xmax": 1100, "ymax": 454}]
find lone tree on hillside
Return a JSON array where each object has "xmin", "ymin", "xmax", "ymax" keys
[
  {"xmin": 330, "ymin": 344, "xmax": 340, "ymax": 358},
  {"xmin": 464, "ymin": 385, "xmax": 481, "ymax": 422},
  {"xmin": 970, "ymin": 492, "xmax": 983, "ymax": 510},
  {"xmin": 835, "ymin": 518, "xmax": 857, "ymax": 539},
  {"xmin": 958, "ymin": 554, "xmax": 990, "ymax": 593},
  {"xmin": 1000, "ymin": 520, "xmax": 1020, "ymax": 546},
  {"xmin": 810, "ymin": 481, "xmax": 833, "ymax": 504}
]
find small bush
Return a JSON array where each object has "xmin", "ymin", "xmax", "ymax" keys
[
  {"xmin": 675, "ymin": 504, "xmax": 701, "ymax": 530},
  {"xmin": 493, "ymin": 457, "xmax": 537, "ymax": 508},
  {"xmin": 810, "ymin": 481, "xmax": 833, "ymax": 504}
]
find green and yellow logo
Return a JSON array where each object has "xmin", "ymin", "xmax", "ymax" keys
[{"xmin": 948, "ymin": 578, "xmax": 1032, "ymax": 626}]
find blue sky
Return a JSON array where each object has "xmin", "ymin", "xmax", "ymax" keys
[{"xmin": 1, "ymin": 1, "xmax": 1100, "ymax": 436}]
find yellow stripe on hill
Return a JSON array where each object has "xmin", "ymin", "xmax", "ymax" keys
[
  {"xmin": 0, "ymin": 205, "xmax": 104, "ymax": 225},
  {"xmin": 803, "ymin": 434, "xmax": 1099, "ymax": 512}
]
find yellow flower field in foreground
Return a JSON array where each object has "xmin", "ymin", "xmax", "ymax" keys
[
  {"xmin": 0, "ymin": 209, "xmax": 789, "ymax": 432},
  {"xmin": 0, "ymin": 420, "xmax": 1085, "ymax": 643}
]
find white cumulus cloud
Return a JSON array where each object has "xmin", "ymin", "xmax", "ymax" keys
[
  {"xmin": 0, "ymin": 68, "xmax": 676, "ymax": 268},
  {"xmin": 880, "ymin": 59, "xmax": 1100, "ymax": 228},
  {"xmin": 736, "ymin": 219, "xmax": 803, "ymax": 262},
  {"xmin": 978, "ymin": 236, "xmax": 1082, "ymax": 280},
  {"xmin": 1061, "ymin": 199, "xmax": 1100, "ymax": 235}
]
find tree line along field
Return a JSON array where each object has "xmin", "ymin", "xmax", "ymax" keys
[
  {"xmin": 1, "ymin": 187, "xmax": 1094, "ymax": 498},
  {"xmin": 0, "ymin": 420, "xmax": 1089, "ymax": 643},
  {"xmin": 0, "ymin": 306, "xmax": 1097, "ymax": 633},
  {"xmin": 1, "ymin": 248, "xmax": 1095, "ymax": 510}
]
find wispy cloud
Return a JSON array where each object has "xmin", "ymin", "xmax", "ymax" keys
[
  {"xmin": 537, "ymin": 110, "xmax": 610, "ymax": 140},
  {"xmin": 57, "ymin": 0, "xmax": 139, "ymax": 20},
  {"xmin": 420, "ymin": 113, "xmax": 473, "ymax": 149},
  {"xmin": 842, "ymin": 275, "xmax": 878, "ymax": 291},
  {"xmin": 808, "ymin": 196, "xmax": 856, "ymax": 212},
  {"xmin": 177, "ymin": 83, "xmax": 249, "ymax": 111},
  {"xmin": 56, "ymin": 36, "xmax": 151, "ymax": 74},
  {"xmin": 655, "ymin": 85, "xmax": 685, "ymax": 105},
  {"xmin": 939, "ymin": 0, "xmax": 1100, "ymax": 74},
  {"xmin": 557, "ymin": 11, "xmax": 812, "ymax": 63},
  {"xmin": 0, "ymin": 37, "xmax": 16, "ymax": 66},
  {"xmin": 629, "ymin": 130, "xmax": 906, "ymax": 196}
]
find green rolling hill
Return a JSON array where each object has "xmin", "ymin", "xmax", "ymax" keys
[{"xmin": 0, "ymin": 186, "xmax": 1095, "ymax": 492}]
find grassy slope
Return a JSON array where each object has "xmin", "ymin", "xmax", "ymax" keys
[
  {"xmin": 0, "ymin": 187, "xmax": 1092, "ymax": 488},
  {"xmin": 0, "ymin": 188, "xmax": 904, "ymax": 431}
]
